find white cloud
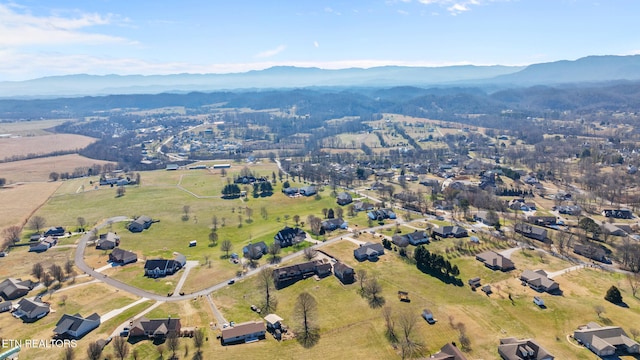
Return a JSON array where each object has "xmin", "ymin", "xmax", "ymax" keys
[
  {"xmin": 0, "ymin": 3, "xmax": 130, "ymax": 46},
  {"xmin": 397, "ymin": 9, "xmax": 410, "ymax": 15},
  {"xmin": 314, "ymin": 41, "xmax": 320, "ymax": 48},
  {"xmin": 413, "ymin": 0, "xmax": 501, "ymax": 15},
  {"xmin": 255, "ymin": 45, "xmax": 287, "ymax": 58}
]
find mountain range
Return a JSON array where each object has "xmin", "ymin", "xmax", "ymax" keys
[{"xmin": 2, "ymin": 55, "xmax": 640, "ymax": 98}]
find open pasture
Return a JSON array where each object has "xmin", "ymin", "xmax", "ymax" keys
[{"xmin": 0, "ymin": 154, "xmax": 115, "ymax": 182}]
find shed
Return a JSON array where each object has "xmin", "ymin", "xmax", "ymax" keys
[
  {"xmin": 264, "ymin": 314, "xmax": 283, "ymax": 330},
  {"xmin": 189, "ymin": 240, "xmax": 197, "ymax": 247}
]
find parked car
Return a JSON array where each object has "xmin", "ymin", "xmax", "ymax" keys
[{"xmin": 228, "ymin": 279, "xmax": 235, "ymax": 285}]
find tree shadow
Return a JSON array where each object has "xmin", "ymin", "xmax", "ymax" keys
[
  {"xmin": 368, "ymin": 295, "xmax": 386, "ymax": 308},
  {"xmin": 297, "ymin": 330, "xmax": 320, "ymax": 348}
]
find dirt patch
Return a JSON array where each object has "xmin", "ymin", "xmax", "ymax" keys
[{"xmin": 0, "ymin": 181, "xmax": 60, "ymax": 230}]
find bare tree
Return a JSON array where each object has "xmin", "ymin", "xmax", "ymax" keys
[
  {"xmin": 364, "ymin": 277, "xmax": 385, "ymax": 308},
  {"xmin": 594, "ymin": 304, "xmax": 605, "ymax": 318},
  {"xmin": 627, "ymin": 273, "xmax": 640, "ymax": 298},
  {"xmin": 182, "ymin": 205, "xmax": 191, "ymax": 221},
  {"xmin": 258, "ymin": 268, "xmax": 277, "ymax": 313},
  {"xmin": 294, "ymin": 292, "xmax": 320, "ymax": 348},
  {"xmin": 42, "ymin": 272, "xmax": 54, "ymax": 289},
  {"xmin": 112, "ymin": 336, "xmax": 129, "ymax": 360},
  {"xmin": 76, "ymin": 217, "xmax": 86, "ymax": 231},
  {"xmin": 28, "ymin": 215, "xmax": 46, "ymax": 233},
  {"xmin": 32, "ymin": 262, "xmax": 44, "ymax": 281},
  {"xmin": 193, "ymin": 328, "xmax": 205, "ymax": 354},
  {"xmin": 132, "ymin": 349, "xmax": 139, "ymax": 360},
  {"xmin": 631, "ymin": 328, "xmax": 640, "ymax": 340},
  {"xmin": 116, "ymin": 185, "xmax": 126, "ymax": 197},
  {"xmin": 335, "ymin": 207, "xmax": 344, "ymax": 219},
  {"xmin": 397, "ymin": 309, "xmax": 424, "ymax": 359},
  {"xmin": 357, "ymin": 269, "xmax": 368, "ymax": 294},
  {"xmin": 268, "ymin": 243, "xmax": 281, "ymax": 264},
  {"xmin": 2, "ymin": 225, "xmax": 21, "ymax": 244},
  {"xmin": 221, "ymin": 239, "xmax": 233, "ymax": 258},
  {"xmin": 156, "ymin": 344, "xmax": 165, "ymax": 359},
  {"xmin": 303, "ymin": 247, "xmax": 317, "ymax": 261},
  {"xmin": 382, "ymin": 306, "xmax": 397, "ymax": 342},
  {"xmin": 86, "ymin": 341, "xmax": 103, "ymax": 360},
  {"xmin": 208, "ymin": 229, "xmax": 218, "ymax": 247},
  {"xmin": 50, "ymin": 264, "xmax": 65, "ymax": 283},
  {"xmin": 62, "ymin": 346, "xmax": 75, "ymax": 360},
  {"xmin": 293, "ymin": 214, "xmax": 300, "ymax": 226},
  {"xmin": 167, "ymin": 331, "xmax": 180, "ymax": 358}
]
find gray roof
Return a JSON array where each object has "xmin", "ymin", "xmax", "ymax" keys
[
  {"xmin": 498, "ymin": 337, "xmax": 555, "ymax": 360},
  {"xmin": 54, "ymin": 312, "xmax": 100, "ymax": 336}
]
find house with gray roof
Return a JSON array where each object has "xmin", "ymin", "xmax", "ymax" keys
[
  {"xmin": 129, "ymin": 317, "xmax": 181, "ymax": 339},
  {"xmin": 573, "ymin": 322, "xmax": 639, "ymax": 357},
  {"xmin": 109, "ymin": 248, "xmax": 138, "ymax": 265},
  {"xmin": 573, "ymin": 244, "xmax": 609, "ymax": 263},
  {"xmin": 128, "ymin": 215, "xmax": 153, "ymax": 232},
  {"xmin": 431, "ymin": 342, "xmax": 467, "ymax": 360},
  {"xmin": 336, "ymin": 192, "xmax": 353, "ymax": 205},
  {"xmin": 53, "ymin": 312, "xmax": 100, "ymax": 339},
  {"xmin": 96, "ymin": 232, "xmax": 120, "ymax": 250},
  {"xmin": 393, "ymin": 230, "xmax": 430, "ymax": 247},
  {"xmin": 0, "ymin": 278, "xmax": 35, "ymax": 300},
  {"xmin": 144, "ymin": 259, "xmax": 182, "ymax": 278},
  {"xmin": 354, "ymin": 242, "xmax": 385, "ymax": 261},
  {"xmin": 13, "ymin": 298, "xmax": 50, "ymax": 322},
  {"xmin": 476, "ymin": 251, "xmax": 515, "ymax": 271},
  {"xmin": 433, "ymin": 225, "xmax": 468, "ymax": 238},
  {"xmin": 520, "ymin": 270, "xmax": 560, "ymax": 294},
  {"xmin": 514, "ymin": 223, "xmax": 548, "ymax": 242},
  {"xmin": 498, "ymin": 337, "xmax": 554, "ymax": 360},
  {"xmin": 333, "ymin": 262, "xmax": 355, "ymax": 284}
]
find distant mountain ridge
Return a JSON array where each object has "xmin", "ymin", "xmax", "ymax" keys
[{"xmin": 1, "ymin": 55, "xmax": 640, "ymax": 98}]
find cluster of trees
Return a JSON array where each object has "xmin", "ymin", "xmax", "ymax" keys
[
  {"xmin": 414, "ymin": 246, "xmax": 461, "ymax": 285},
  {"xmin": 252, "ymin": 181, "xmax": 273, "ymax": 197},
  {"xmin": 32, "ymin": 260, "xmax": 75, "ymax": 288},
  {"xmin": 382, "ymin": 307, "xmax": 424, "ymax": 360},
  {"xmin": 221, "ymin": 183, "xmax": 242, "ymax": 198}
]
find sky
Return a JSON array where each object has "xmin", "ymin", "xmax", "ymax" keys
[{"xmin": 0, "ymin": 0, "xmax": 639, "ymax": 81}]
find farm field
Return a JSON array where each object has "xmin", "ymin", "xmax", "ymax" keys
[
  {"xmin": 0, "ymin": 119, "xmax": 70, "ymax": 136},
  {"xmin": 0, "ymin": 181, "xmax": 61, "ymax": 230},
  {"xmin": 0, "ymin": 154, "xmax": 116, "ymax": 182},
  {"xmin": 0, "ymin": 134, "xmax": 98, "ymax": 159}
]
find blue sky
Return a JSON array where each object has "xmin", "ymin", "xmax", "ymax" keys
[{"xmin": 0, "ymin": 0, "xmax": 638, "ymax": 80}]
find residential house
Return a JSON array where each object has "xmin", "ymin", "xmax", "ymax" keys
[
  {"xmin": 242, "ymin": 241, "xmax": 268, "ymax": 260},
  {"xmin": 336, "ymin": 192, "xmax": 353, "ymax": 205},
  {"xmin": 333, "ymin": 262, "xmax": 355, "ymax": 284},
  {"xmin": 498, "ymin": 337, "xmax": 555, "ymax": 360},
  {"xmin": 273, "ymin": 260, "xmax": 332, "ymax": 289},
  {"xmin": 475, "ymin": 251, "xmax": 515, "ymax": 271},
  {"xmin": 221, "ymin": 321, "xmax": 266, "ymax": 345},
  {"xmin": 527, "ymin": 216, "xmax": 557, "ymax": 226},
  {"xmin": 0, "ymin": 301, "xmax": 12, "ymax": 313},
  {"xmin": 282, "ymin": 187, "xmax": 299, "ymax": 197},
  {"xmin": 128, "ymin": 215, "xmax": 153, "ymax": 232},
  {"xmin": 264, "ymin": 314, "xmax": 283, "ymax": 331},
  {"xmin": 96, "ymin": 232, "xmax": 120, "ymax": 250},
  {"xmin": 352, "ymin": 201, "xmax": 374, "ymax": 212},
  {"xmin": 391, "ymin": 234, "xmax": 410, "ymax": 248},
  {"xmin": 29, "ymin": 236, "xmax": 57, "ymax": 252},
  {"xmin": 299, "ymin": 186, "xmax": 317, "ymax": 196},
  {"xmin": 431, "ymin": 342, "xmax": 468, "ymax": 360},
  {"xmin": 573, "ymin": 322, "xmax": 639, "ymax": 357},
  {"xmin": 602, "ymin": 223, "xmax": 628, "ymax": 237},
  {"xmin": 514, "ymin": 223, "xmax": 548, "ymax": 242},
  {"xmin": 143, "ymin": 259, "xmax": 182, "ymax": 278},
  {"xmin": 433, "ymin": 226, "xmax": 468, "ymax": 238},
  {"xmin": 354, "ymin": 242, "xmax": 385, "ymax": 261},
  {"xmin": 0, "ymin": 278, "xmax": 35, "ymax": 300},
  {"xmin": 602, "ymin": 209, "xmax": 634, "ymax": 219},
  {"xmin": 274, "ymin": 227, "xmax": 306, "ymax": 248},
  {"xmin": 44, "ymin": 227, "xmax": 65, "ymax": 237},
  {"xmin": 29, "ymin": 234, "xmax": 42, "ymax": 242},
  {"xmin": 13, "ymin": 298, "xmax": 50, "ymax": 321},
  {"xmin": 557, "ymin": 205, "xmax": 581, "ymax": 215},
  {"xmin": 109, "ymin": 248, "xmax": 138, "ymax": 265},
  {"xmin": 520, "ymin": 270, "xmax": 560, "ymax": 294},
  {"xmin": 321, "ymin": 218, "xmax": 348, "ymax": 232},
  {"xmin": 367, "ymin": 209, "xmax": 396, "ymax": 221},
  {"xmin": 573, "ymin": 244, "xmax": 609, "ymax": 263},
  {"xmin": 393, "ymin": 231, "xmax": 430, "ymax": 247},
  {"xmin": 475, "ymin": 211, "xmax": 498, "ymax": 226},
  {"xmin": 129, "ymin": 317, "xmax": 181, "ymax": 338},
  {"xmin": 53, "ymin": 313, "xmax": 100, "ymax": 339}
]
